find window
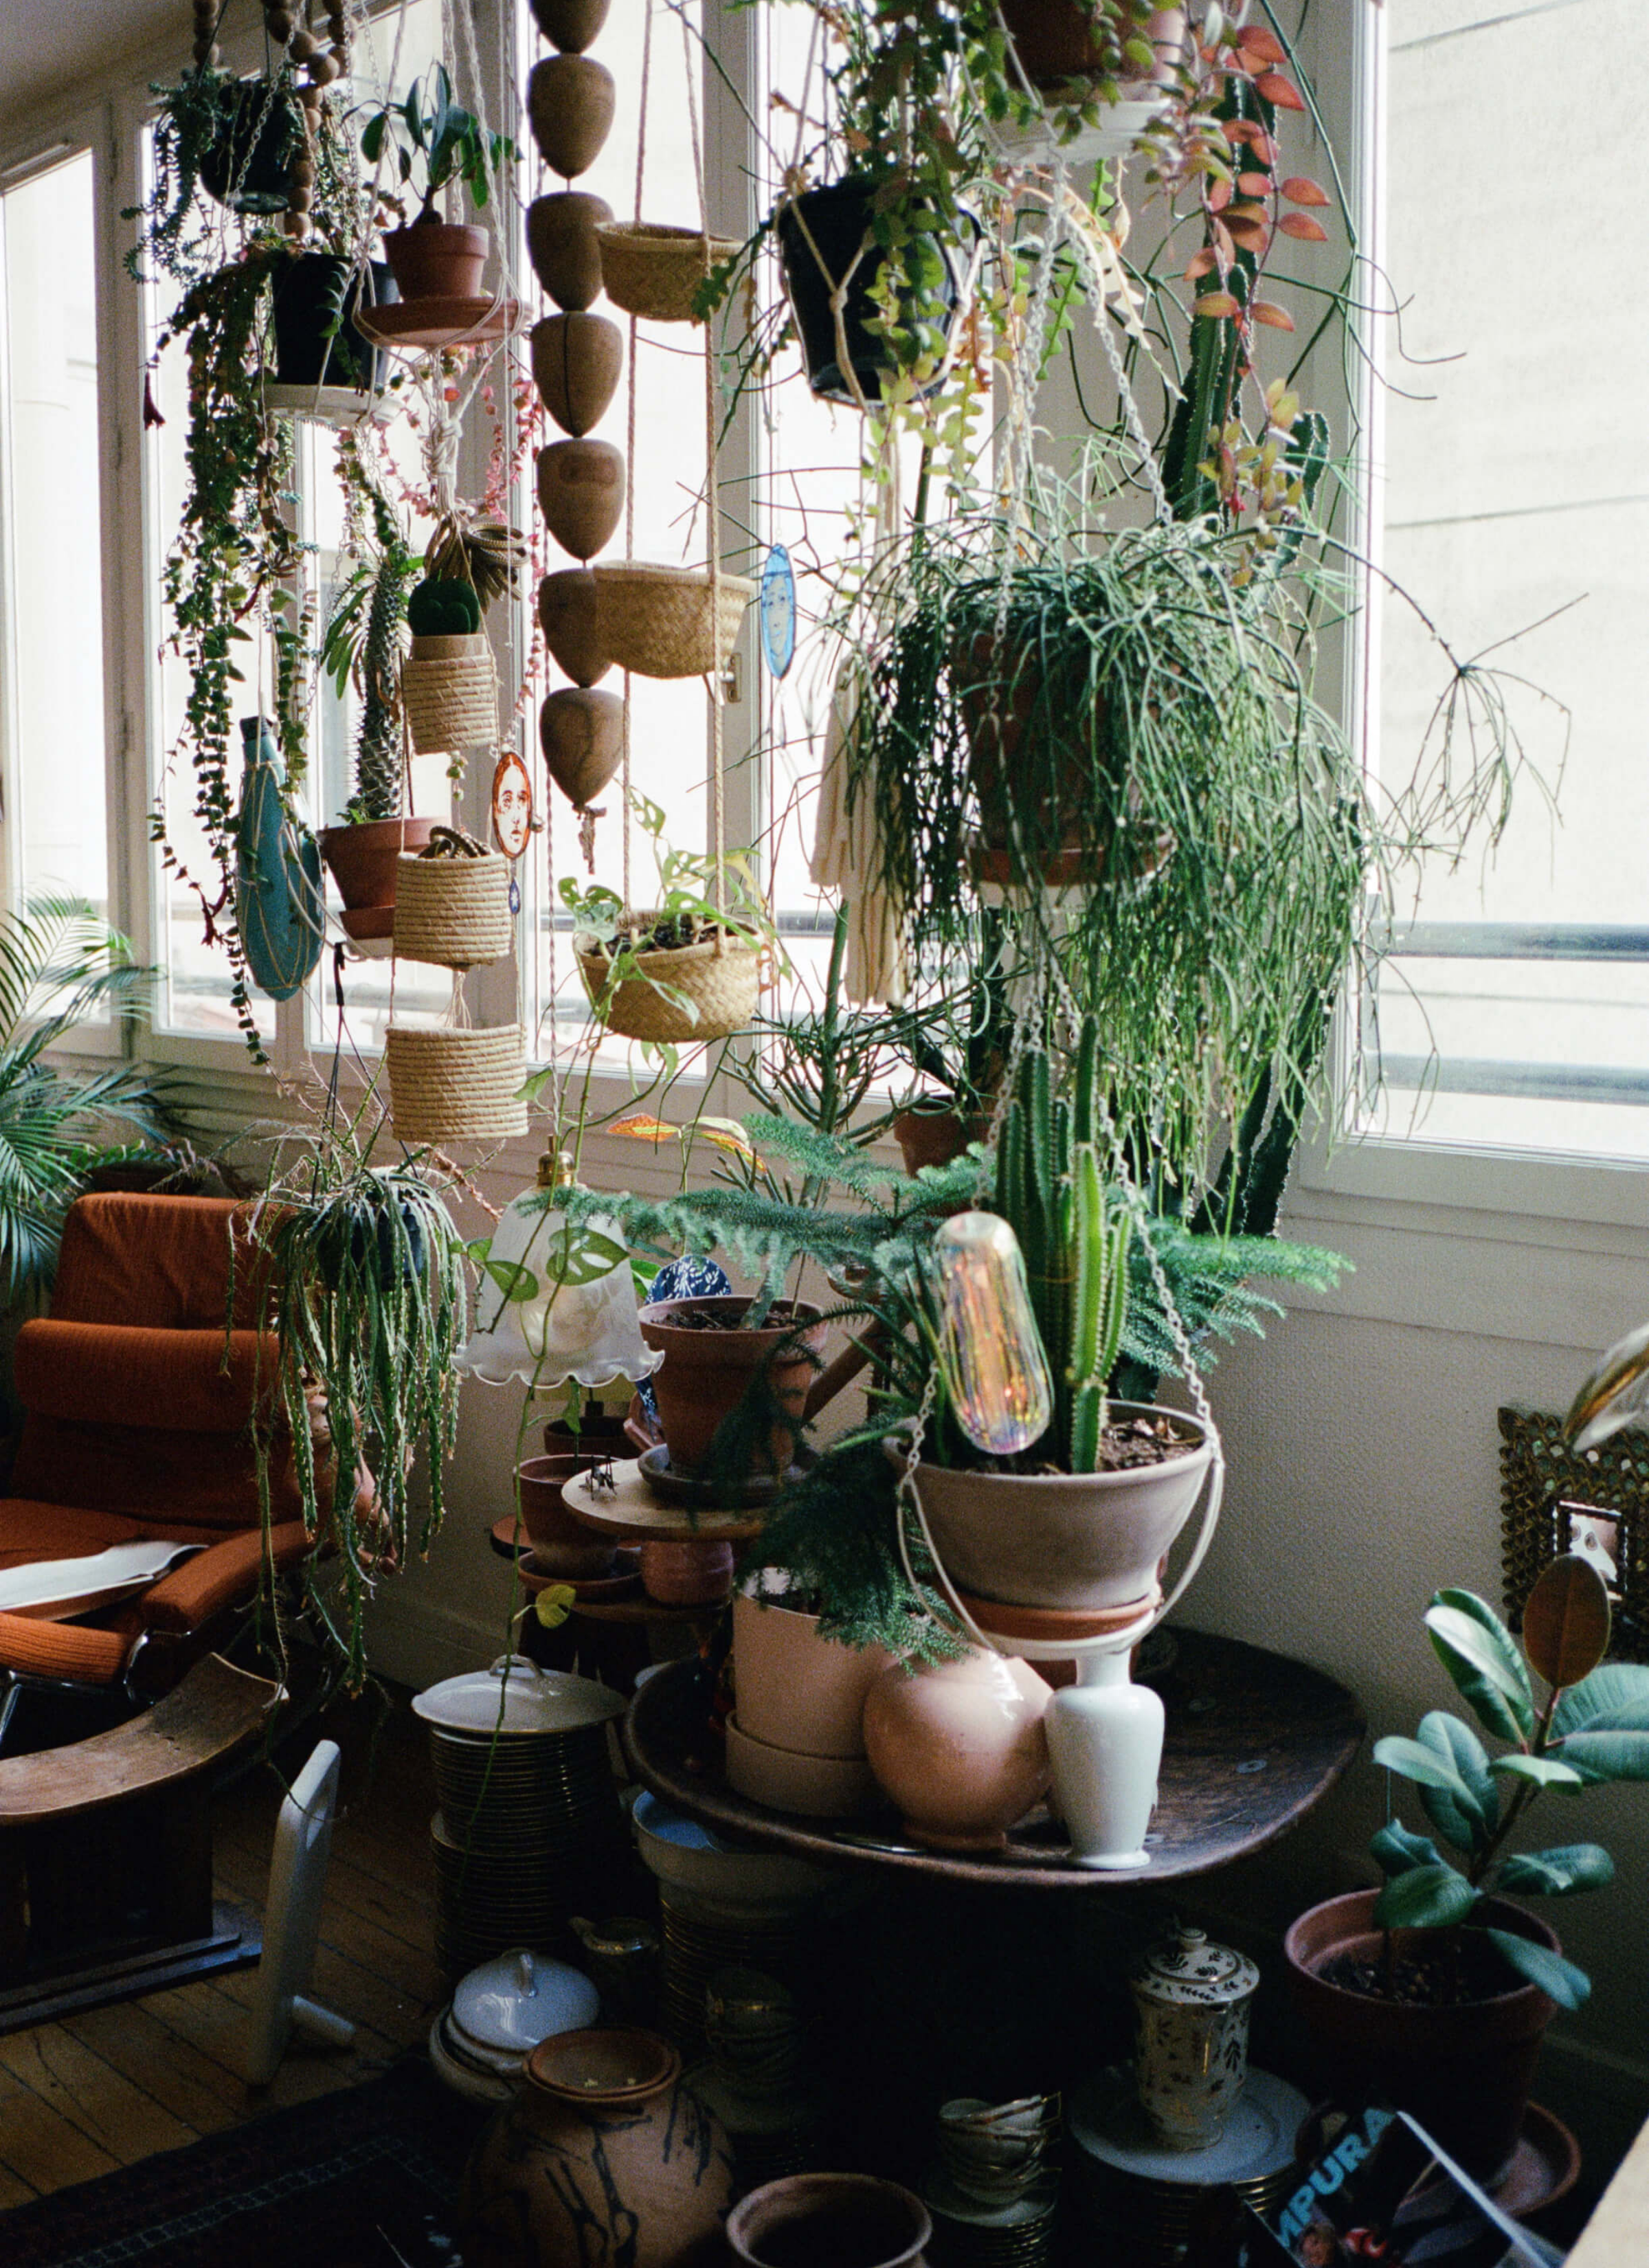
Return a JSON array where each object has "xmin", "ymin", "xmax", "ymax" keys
[
  {"xmin": 0, "ymin": 148, "xmax": 109, "ymax": 924},
  {"xmin": 1365, "ymin": 0, "xmax": 1648, "ymax": 1163}
]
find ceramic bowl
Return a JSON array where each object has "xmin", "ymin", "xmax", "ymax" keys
[
  {"xmin": 723, "ymin": 1713, "xmax": 877, "ymax": 1819},
  {"xmin": 631, "ymin": 1790, "xmax": 835, "ymax": 1913}
]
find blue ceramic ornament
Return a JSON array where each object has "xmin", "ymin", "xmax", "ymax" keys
[{"xmin": 236, "ymin": 716, "xmax": 324, "ymax": 1001}]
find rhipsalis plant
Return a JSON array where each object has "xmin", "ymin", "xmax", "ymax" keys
[{"xmin": 1370, "ymin": 1555, "xmax": 1649, "ymax": 2010}]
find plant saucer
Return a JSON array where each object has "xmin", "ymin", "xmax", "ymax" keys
[{"xmin": 638, "ymin": 1443, "xmax": 808, "ymax": 1511}]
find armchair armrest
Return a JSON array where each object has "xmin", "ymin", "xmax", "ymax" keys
[{"xmin": 140, "ymin": 1522, "xmax": 313, "ymax": 1637}]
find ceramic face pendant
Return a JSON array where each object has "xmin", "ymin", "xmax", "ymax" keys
[{"xmin": 492, "ymin": 749, "xmax": 534, "ymax": 911}]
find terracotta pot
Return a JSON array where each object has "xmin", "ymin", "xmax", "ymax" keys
[
  {"xmin": 383, "ymin": 220, "xmax": 488, "ymax": 302},
  {"xmin": 863, "ymin": 1648, "xmax": 1051, "ymax": 1853},
  {"xmin": 640, "ymin": 1537, "xmax": 734, "ymax": 1606},
  {"xmin": 544, "ymin": 1409, "xmax": 630, "ymax": 1460},
  {"xmin": 638, "ymin": 1297, "xmax": 826, "ymax": 1479},
  {"xmin": 528, "ymin": 55, "xmax": 617, "ymax": 180},
  {"xmin": 516, "ymin": 1452, "xmax": 619, "ymax": 1577},
  {"xmin": 537, "ymin": 439, "xmax": 625, "ymax": 561},
  {"xmin": 729, "ymin": 2174, "xmax": 930, "ymax": 2268},
  {"xmin": 463, "ymin": 2026, "xmax": 733, "ymax": 2268},
  {"xmin": 893, "ymin": 1105, "xmax": 989, "ymax": 1177},
  {"xmin": 541, "ymin": 687, "xmax": 624, "ymax": 808},
  {"xmin": 530, "ymin": 0, "xmax": 612, "ymax": 53},
  {"xmin": 532, "ymin": 311, "xmax": 623, "ymax": 435},
  {"xmin": 998, "ymin": 1, "xmax": 1186, "ymax": 87},
  {"xmin": 1284, "ymin": 1889, "xmax": 1560, "ymax": 2186},
  {"xmin": 907, "ymin": 1405, "xmax": 1213, "ymax": 1612},
  {"xmin": 539, "ymin": 568, "xmax": 612, "ymax": 686},
  {"xmin": 732, "ymin": 1588, "xmax": 886, "ymax": 1758},
  {"xmin": 527, "ymin": 191, "xmax": 614, "ymax": 311},
  {"xmin": 319, "ymin": 816, "xmax": 438, "ymax": 943}
]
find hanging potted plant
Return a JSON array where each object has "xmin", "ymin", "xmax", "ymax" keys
[
  {"xmin": 358, "ymin": 63, "xmax": 517, "ymax": 305},
  {"xmin": 401, "ymin": 573, "xmax": 499, "ymax": 757},
  {"xmin": 1285, "ymin": 1556, "xmax": 1649, "ymax": 2184},
  {"xmin": 995, "ymin": 1, "xmax": 1186, "ymax": 96},
  {"xmin": 317, "ymin": 494, "xmax": 437, "ymax": 941}
]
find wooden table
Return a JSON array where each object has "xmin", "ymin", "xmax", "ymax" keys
[{"xmin": 625, "ymin": 1628, "xmax": 1363, "ymax": 1888}]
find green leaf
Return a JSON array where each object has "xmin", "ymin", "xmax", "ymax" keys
[
  {"xmin": 1552, "ymin": 1661, "xmax": 1649, "ymax": 1740},
  {"xmin": 1373, "ymin": 1862, "xmax": 1479, "ymax": 1931},
  {"xmin": 1494, "ymin": 1844, "xmax": 1614, "ymax": 1897},
  {"xmin": 1489, "ymin": 1753, "xmax": 1584, "ymax": 1790},
  {"xmin": 1370, "ymin": 1821, "xmax": 1443, "ymax": 1878},
  {"xmin": 1415, "ymin": 1711, "xmax": 1498, "ymax": 1855},
  {"xmin": 1481, "ymin": 1926, "xmax": 1590, "ymax": 2010},
  {"xmin": 482, "ymin": 1260, "xmax": 537, "ymax": 1302},
  {"xmin": 1551, "ymin": 1728, "xmax": 1649, "ymax": 1784},
  {"xmin": 1426, "ymin": 1592, "xmax": 1537, "ymax": 1742},
  {"xmin": 361, "ymin": 113, "xmax": 386, "ymax": 163},
  {"xmin": 1373, "ymin": 1733, "xmax": 1478, "ymax": 1799}
]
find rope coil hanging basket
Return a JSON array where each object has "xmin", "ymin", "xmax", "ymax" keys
[
  {"xmin": 401, "ymin": 633, "xmax": 500, "ymax": 756},
  {"xmin": 574, "ymin": 918, "xmax": 763, "ymax": 1044},
  {"xmin": 594, "ymin": 222, "xmax": 739, "ymax": 324},
  {"xmin": 385, "ymin": 1025, "xmax": 529, "ymax": 1144},
  {"xmin": 592, "ymin": 562, "xmax": 754, "ymax": 680},
  {"xmin": 393, "ymin": 849, "xmax": 515, "ymax": 969}
]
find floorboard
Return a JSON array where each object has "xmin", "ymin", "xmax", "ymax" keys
[{"xmin": 0, "ymin": 1686, "xmax": 441, "ymax": 2201}]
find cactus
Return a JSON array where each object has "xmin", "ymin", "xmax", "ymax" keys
[
  {"xmin": 994, "ymin": 1014, "xmax": 1133, "ymax": 1473},
  {"xmin": 354, "ymin": 542, "xmax": 415, "ymax": 822},
  {"xmin": 407, "ymin": 575, "xmax": 482, "ymax": 639}
]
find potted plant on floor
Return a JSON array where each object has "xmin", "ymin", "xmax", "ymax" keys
[
  {"xmin": 358, "ymin": 63, "xmax": 517, "ymax": 305},
  {"xmin": 1285, "ymin": 1555, "xmax": 1649, "ymax": 2183}
]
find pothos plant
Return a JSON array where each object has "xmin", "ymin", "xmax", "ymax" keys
[{"xmin": 1369, "ymin": 1554, "xmax": 1649, "ymax": 2010}]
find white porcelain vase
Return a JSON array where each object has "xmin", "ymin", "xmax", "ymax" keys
[{"xmin": 1044, "ymin": 1648, "xmax": 1164, "ymax": 1869}]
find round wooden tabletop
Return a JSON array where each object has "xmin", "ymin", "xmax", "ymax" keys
[
  {"xmin": 623, "ymin": 1628, "xmax": 1364, "ymax": 1889},
  {"xmin": 557, "ymin": 1459, "xmax": 765, "ymax": 1546}
]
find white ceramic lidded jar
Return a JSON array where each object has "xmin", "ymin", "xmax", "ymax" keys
[{"xmin": 1129, "ymin": 1922, "xmax": 1259, "ymax": 2151}]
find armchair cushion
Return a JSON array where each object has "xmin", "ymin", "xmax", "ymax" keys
[
  {"xmin": 13, "ymin": 1323, "xmax": 281, "ymax": 1433},
  {"xmin": 140, "ymin": 1521, "xmax": 312, "ymax": 1636},
  {"xmin": 48, "ymin": 1194, "xmax": 268, "ymax": 1330}
]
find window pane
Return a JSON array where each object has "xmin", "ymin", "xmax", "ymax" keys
[
  {"xmin": 1372, "ymin": 0, "xmax": 1648, "ymax": 1160},
  {"xmin": 1, "ymin": 151, "xmax": 108, "ymax": 920}
]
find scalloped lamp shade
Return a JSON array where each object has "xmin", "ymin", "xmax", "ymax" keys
[{"xmin": 455, "ymin": 1191, "xmax": 660, "ymax": 1390}]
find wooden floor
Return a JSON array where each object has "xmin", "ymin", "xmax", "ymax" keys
[{"xmin": 0, "ymin": 1689, "xmax": 442, "ymax": 2206}]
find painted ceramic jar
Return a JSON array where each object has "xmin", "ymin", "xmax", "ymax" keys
[
  {"xmin": 1129, "ymin": 1923, "xmax": 1259, "ymax": 2151},
  {"xmin": 462, "ymin": 2026, "xmax": 733, "ymax": 2268}
]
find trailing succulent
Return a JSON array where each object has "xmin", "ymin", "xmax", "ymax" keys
[{"xmin": 1370, "ymin": 1555, "xmax": 1649, "ymax": 2009}]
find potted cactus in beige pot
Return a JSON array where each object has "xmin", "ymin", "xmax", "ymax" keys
[{"xmin": 1286, "ymin": 1554, "xmax": 1649, "ymax": 2184}]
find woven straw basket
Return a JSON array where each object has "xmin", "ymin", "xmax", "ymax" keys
[
  {"xmin": 591, "ymin": 563, "xmax": 754, "ymax": 681},
  {"xmin": 393, "ymin": 853, "xmax": 514, "ymax": 970},
  {"xmin": 402, "ymin": 635, "xmax": 498, "ymax": 756},
  {"xmin": 594, "ymin": 222, "xmax": 740, "ymax": 324},
  {"xmin": 385, "ymin": 1026, "xmax": 528, "ymax": 1146},
  {"xmin": 575, "ymin": 922, "xmax": 763, "ymax": 1045}
]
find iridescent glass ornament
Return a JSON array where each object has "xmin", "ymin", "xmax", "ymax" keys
[{"xmin": 933, "ymin": 1211, "xmax": 1053, "ymax": 1456}]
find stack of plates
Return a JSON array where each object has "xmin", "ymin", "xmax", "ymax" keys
[
  {"xmin": 1069, "ymin": 2066, "xmax": 1308, "ymax": 2268},
  {"xmin": 658, "ymin": 1891, "xmax": 816, "ymax": 2060},
  {"xmin": 414, "ymin": 1662, "xmax": 629, "ymax": 1983},
  {"xmin": 925, "ymin": 2173, "xmax": 1059, "ymax": 2268}
]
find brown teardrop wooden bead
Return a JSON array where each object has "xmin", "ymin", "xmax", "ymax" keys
[
  {"xmin": 540, "ymin": 687, "xmax": 623, "ymax": 808},
  {"xmin": 537, "ymin": 440, "xmax": 625, "ymax": 562},
  {"xmin": 530, "ymin": 313, "xmax": 622, "ymax": 437},
  {"xmin": 529, "ymin": 0, "xmax": 612, "ymax": 53},
  {"xmin": 537, "ymin": 569, "xmax": 612, "ymax": 687},
  {"xmin": 526, "ymin": 56, "xmax": 616, "ymax": 181},
  {"xmin": 526, "ymin": 192, "xmax": 612, "ymax": 312}
]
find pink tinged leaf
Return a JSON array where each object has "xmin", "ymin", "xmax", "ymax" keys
[
  {"xmin": 1183, "ymin": 247, "xmax": 1219, "ymax": 282},
  {"xmin": 1279, "ymin": 211, "xmax": 1328, "ymax": 241},
  {"xmin": 1282, "ymin": 175, "xmax": 1331, "ymax": 206},
  {"xmin": 1255, "ymin": 70, "xmax": 1308, "ymax": 111},
  {"xmin": 1237, "ymin": 24, "xmax": 1288, "ymax": 63},
  {"xmin": 1195, "ymin": 292, "xmax": 1240, "ymax": 319},
  {"xmin": 1237, "ymin": 171, "xmax": 1274, "ymax": 197},
  {"xmin": 1251, "ymin": 299, "xmax": 1295, "ymax": 331}
]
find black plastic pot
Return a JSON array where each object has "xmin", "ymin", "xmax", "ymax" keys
[
  {"xmin": 776, "ymin": 177, "xmax": 972, "ymax": 406},
  {"xmin": 199, "ymin": 78, "xmax": 305, "ymax": 216},
  {"xmin": 271, "ymin": 256, "xmax": 399, "ymax": 394}
]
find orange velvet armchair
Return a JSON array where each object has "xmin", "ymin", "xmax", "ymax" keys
[{"xmin": 0, "ymin": 1193, "xmax": 315, "ymax": 1692}]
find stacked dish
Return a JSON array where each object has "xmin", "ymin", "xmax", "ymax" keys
[
  {"xmin": 429, "ymin": 1946, "xmax": 602, "ymax": 2106},
  {"xmin": 415, "ymin": 1657, "xmax": 627, "ymax": 1979}
]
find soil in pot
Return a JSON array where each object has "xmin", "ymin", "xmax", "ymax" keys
[
  {"xmin": 638, "ymin": 1297, "xmax": 825, "ymax": 1480},
  {"xmin": 777, "ymin": 178, "xmax": 973, "ymax": 406},
  {"xmin": 1285, "ymin": 1889, "xmax": 1560, "ymax": 2186},
  {"xmin": 271, "ymin": 255, "xmax": 399, "ymax": 392},
  {"xmin": 384, "ymin": 219, "xmax": 489, "ymax": 302}
]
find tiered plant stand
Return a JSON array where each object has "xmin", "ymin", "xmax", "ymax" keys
[{"xmin": 625, "ymin": 1632, "xmax": 1362, "ymax": 1887}]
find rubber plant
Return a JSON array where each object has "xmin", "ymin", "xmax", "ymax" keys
[
  {"xmin": 242, "ymin": 1106, "xmax": 468, "ymax": 1689},
  {"xmin": 1369, "ymin": 1554, "xmax": 1649, "ymax": 2010}
]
